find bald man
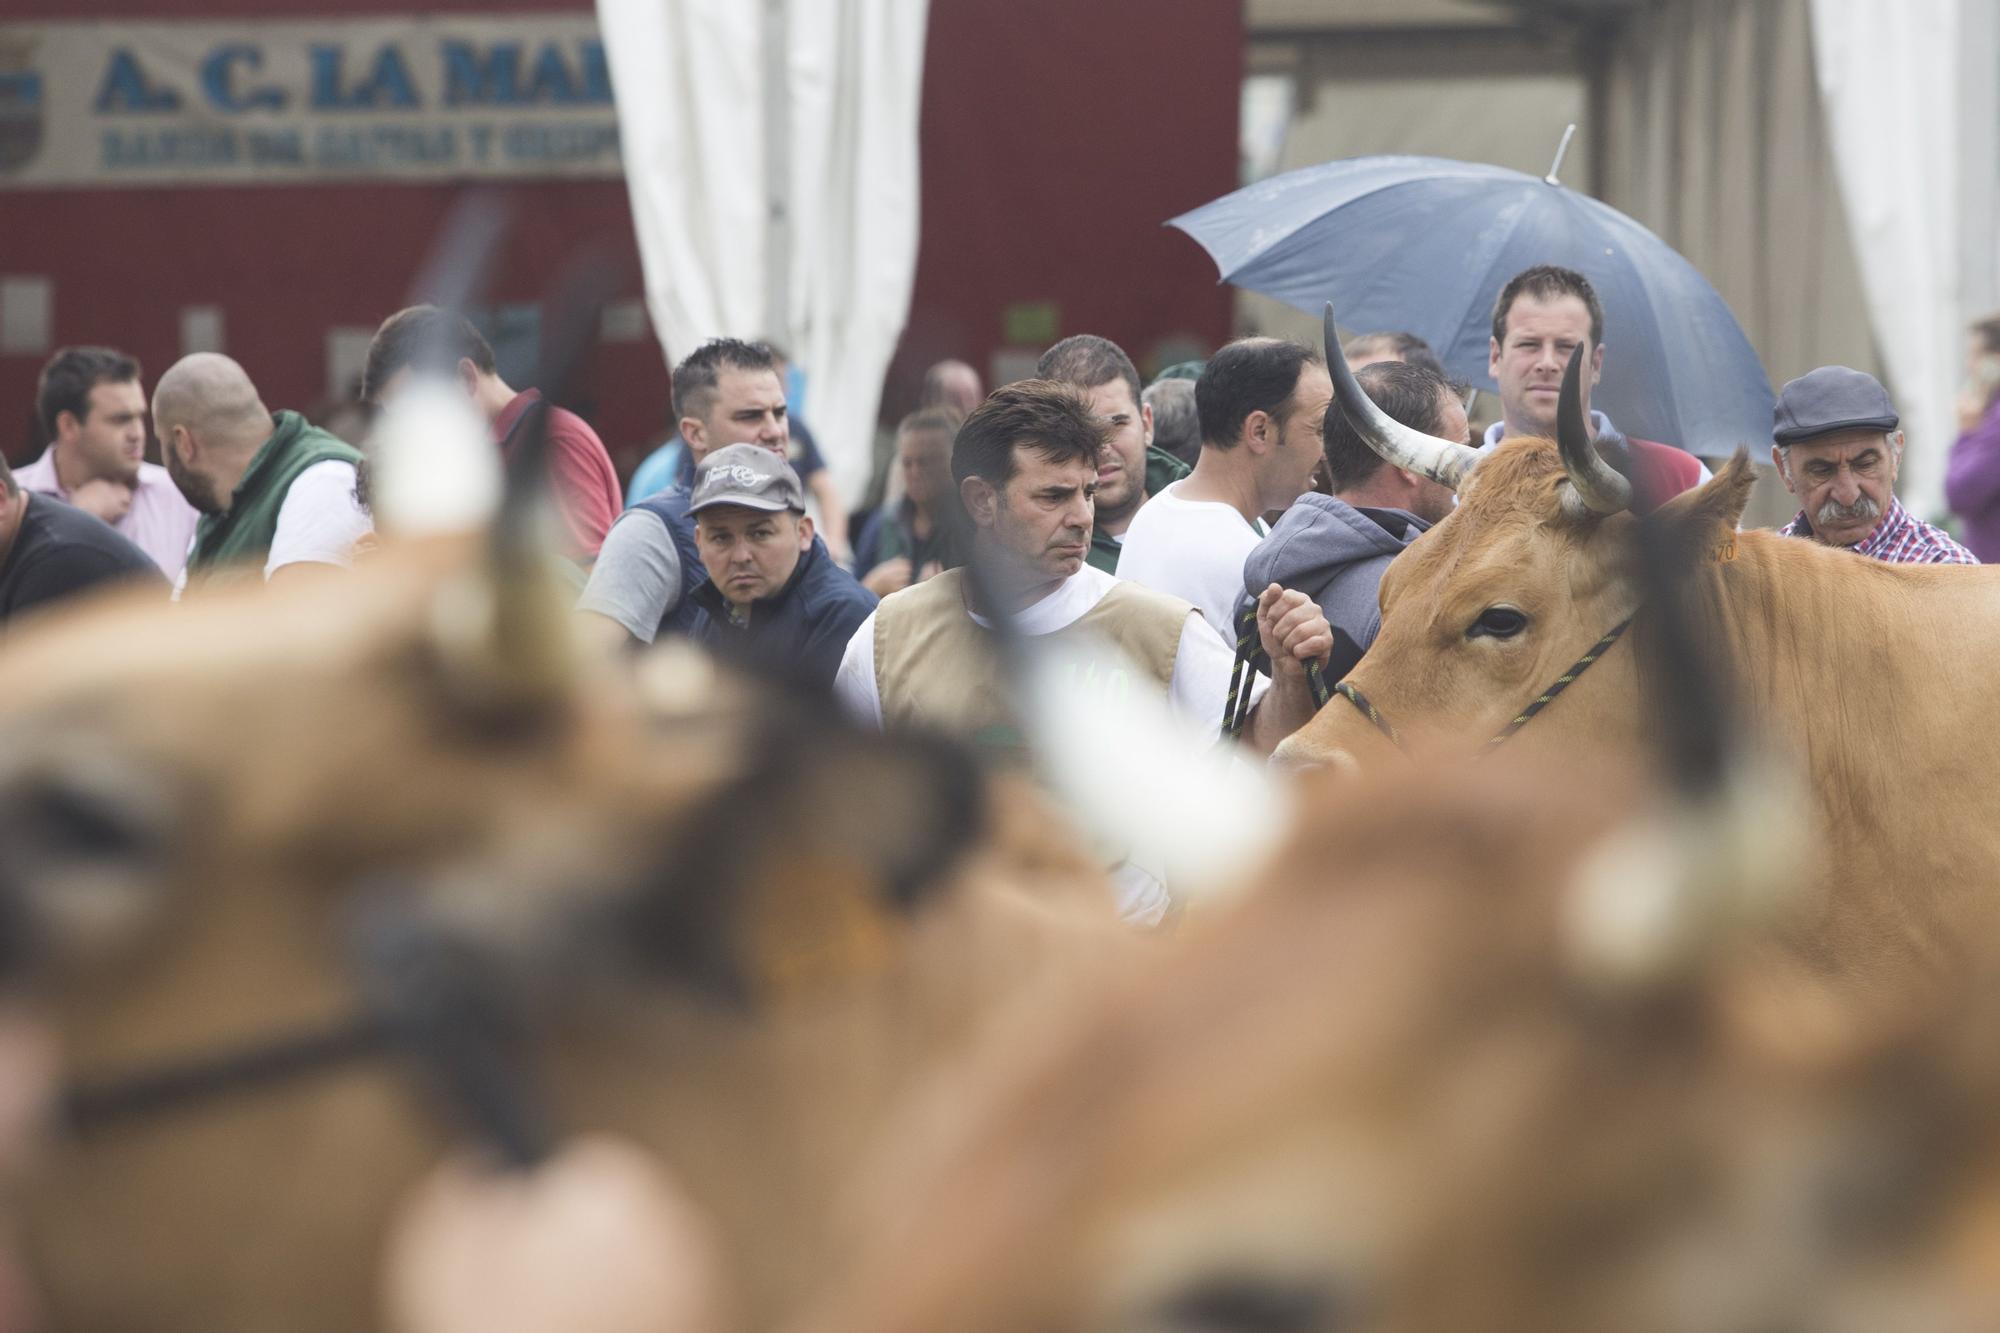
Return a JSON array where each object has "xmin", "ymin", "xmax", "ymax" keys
[{"xmin": 155, "ymin": 353, "xmax": 370, "ymax": 592}]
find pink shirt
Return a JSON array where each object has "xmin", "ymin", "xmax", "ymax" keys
[{"xmin": 12, "ymin": 449, "xmax": 201, "ymax": 581}]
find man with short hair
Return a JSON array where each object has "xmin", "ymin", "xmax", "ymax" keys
[
  {"xmin": 1141, "ymin": 377, "xmax": 1200, "ymax": 467},
  {"xmin": 15, "ymin": 347, "xmax": 198, "ymax": 580},
  {"xmin": 361, "ymin": 305, "xmax": 623, "ymax": 562},
  {"xmin": 1341, "ymin": 330, "xmax": 1446, "ymax": 379},
  {"xmin": 687, "ymin": 444, "xmax": 877, "ymax": 689},
  {"xmin": 156, "ymin": 353, "xmax": 371, "ymax": 592},
  {"xmin": 576, "ymin": 338, "xmax": 791, "ymax": 646},
  {"xmin": 1246, "ymin": 360, "xmax": 1466, "ymax": 679},
  {"xmin": 1114, "ymin": 338, "xmax": 1330, "ymax": 635},
  {"xmin": 1483, "ymin": 265, "xmax": 1708, "ymax": 502},
  {"xmin": 1036, "ymin": 334, "xmax": 1190, "ymax": 572},
  {"xmin": 834, "ymin": 380, "xmax": 1331, "ymax": 922},
  {"xmin": 1772, "ymin": 365, "xmax": 1974, "ymax": 563},
  {"xmin": 0, "ymin": 452, "xmax": 164, "ymax": 624},
  {"xmin": 853, "ymin": 408, "xmax": 965, "ymax": 596}
]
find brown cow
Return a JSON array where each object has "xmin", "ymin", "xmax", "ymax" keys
[
  {"xmin": 799, "ymin": 757, "xmax": 2000, "ymax": 1333},
  {"xmin": 0, "ymin": 530, "xmax": 1129, "ymax": 1332},
  {"xmin": 1276, "ymin": 312, "xmax": 2000, "ymax": 1002}
]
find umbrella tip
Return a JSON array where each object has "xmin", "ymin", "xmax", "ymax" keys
[{"xmin": 1544, "ymin": 123, "xmax": 1578, "ymax": 186}]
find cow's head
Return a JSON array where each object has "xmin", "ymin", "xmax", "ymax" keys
[
  {"xmin": 0, "ymin": 530, "xmax": 1122, "ymax": 1331},
  {"xmin": 1276, "ymin": 309, "xmax": 1756, "ymax": 770}
]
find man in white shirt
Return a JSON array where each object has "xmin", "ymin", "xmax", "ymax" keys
[
  {"xmin": 153, "ymin": 353, "xmax": 371, "ymax": 592},
  {"xmin": 1114, "ymin": 338, "xmax": 1331, "ymax": 635},
  {"xmin": 835, "ymin": 380, "xmax": 1331, "ymax": 921}
]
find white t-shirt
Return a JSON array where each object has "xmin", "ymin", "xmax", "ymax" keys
[
  {"xmin": 264, "ymin": 459, "xmax": 373, "ymax": 578},
  {"xmin": 1112, "ymin": 479, "xmax": 1269, "ymax": 637},
  {"xmin": 171, "ymin": 459, "xmax": 372, "ymax": 597},
  {"xmin": 833, "ymin": 565, "xmax": 1265, "ymax": 925}
]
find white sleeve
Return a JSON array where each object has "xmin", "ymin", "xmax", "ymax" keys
[
  {"xmin": 833, "ymin": 611, "xmax": 883, "ymax": 728},
  {"xmin": 574, "ymin": 511, "xmax": 682, "ymax": 644},
  {"xmin": 1165, "ymin": 609, "xmax": 1266, "ymax": 739},
  {"xmin": 264, "ymin": 461, "xmax": 372, "ymax": 578}
]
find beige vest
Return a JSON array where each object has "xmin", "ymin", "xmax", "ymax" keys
[{"xmin": 873, "ymin": 570, "xmax": 1193, "ymax": 757}]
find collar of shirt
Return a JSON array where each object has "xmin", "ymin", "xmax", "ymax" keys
[
  {"xmin": 1480, "ymin": 409, "xmax": 1617, "ymax": 452},
  {"xmin": 1780, "ymin": 496, "xmax": 1908, "ymax": 550}
]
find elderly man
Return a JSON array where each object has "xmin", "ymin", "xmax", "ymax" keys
[
  {"xmin": 1036, "ymin": 335, "xmax": 1189, "ymax": 573},
  {"xmin": 1115, "ymin": 338, "xmax": 1330, "ymax": 635},
  {"xmin": 0, "ymin": 452, "xmax": 163, "ymax": 624},
  {"xmin": 834, "ymin": 380, "xmax": 1331, "ymax": 922},
  {"xmin": 155, "ymin": 353, "xmax": 369, "ymax": 592},
  {"xmin": 1245, "ymin": 359, "xmax": 1466, "ymax": 680},
  {"xmin": 686, "ymin": 444, "xmax": 876, "ymax": 690},
  {"xmin": 17, "ymin": 346, "xmax": 198, "ymax": 579},
  {"xmin": 1483, "ymin": 265, "xmax": 1708, "ymax": 502},
  {"xmin": 1141, "ymin": 377, "xmax": 1200, "ymax": 467},
  {"xmin": 576, "ymin": 338, "xmax": 791, "ymax": 647},
  {"xmin": 1773, "ymin": 365, "xmax": 1975, "ymax": 564}
]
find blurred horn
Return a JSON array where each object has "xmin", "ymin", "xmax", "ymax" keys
[
  {"xmin": 1323, "ymin": 304, "xmax": 1478, "ymax": 490},
  {"xmin": 1557, "ymin": 343, "xmax": 1633, "ymax": 515}
]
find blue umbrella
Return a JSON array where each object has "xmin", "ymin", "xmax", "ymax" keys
[{"xmin": 1168, "ymin": 149, "xmax": 1773, "ymax": 455}]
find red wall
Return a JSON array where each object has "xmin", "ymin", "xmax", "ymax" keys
[{"xmin": 0, "ymin": 0, "xmax": 1240, "ymax": 479}]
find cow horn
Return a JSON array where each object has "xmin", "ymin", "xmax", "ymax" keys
[
  {"xmin": 1323, "ymin": 304, "xmax": 1479, "ymax": 490},
  {"xmin": 1557, "ymin": 343, "xmax": 1633, "ymax": 515}
]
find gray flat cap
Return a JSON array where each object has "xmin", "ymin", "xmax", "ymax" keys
[{"xmin": 1772, "ymin": 365, "xmax": 1899, "ymax": 444}]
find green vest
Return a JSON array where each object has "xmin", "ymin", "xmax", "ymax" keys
[
  {"xmin": 185, "ymin": 411, "xmax": 363, "ymax": 586},
  {"xmin": 1088, "ymin": 444, "xmax": 1191, "ymax": 573}
]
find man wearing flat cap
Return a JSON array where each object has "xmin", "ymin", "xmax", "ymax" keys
[
  {"xmin": 688, "ymin": 443, "xmax": 878, "ymax": 689},
  {"xmin": 1772, "ymin": 366, "xmax": 1977, "ymax": 564}
]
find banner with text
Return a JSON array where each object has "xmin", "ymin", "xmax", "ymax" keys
[{"xmin": 0, "ymin": 16, "xmax": 620, "ymax": 189}]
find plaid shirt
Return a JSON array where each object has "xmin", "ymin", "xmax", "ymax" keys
[{"xmin": 1780, "ymin": 497, "xmax": 1979, "ymax": 565}]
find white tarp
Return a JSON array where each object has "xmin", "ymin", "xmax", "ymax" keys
[
  {"xmin": 597, "ymin": 0, "xmax": 929, "ymax": 499},
  {"xmin": 0, "ymin": 18, "xmax": 619, "ymax": 187},
  {"xmin": 1809, "ymin": 0, "xmax": 1961, "ymax": 515}
]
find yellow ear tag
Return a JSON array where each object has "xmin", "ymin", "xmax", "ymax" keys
[{"xmin": 1715, "ymin": 537, "xmax": 1738, "ymax": 564}]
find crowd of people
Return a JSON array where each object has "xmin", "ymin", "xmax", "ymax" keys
[{"xmin": 4, "ymin": 261, "xmax": 1995, "ymax": 759}]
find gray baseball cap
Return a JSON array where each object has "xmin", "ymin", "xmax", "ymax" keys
[
  {"xmin": 688, "ymin": 443, "xmax": 805, "ymax": 514},
  {"xmin": 1772, "ymin": 365, "xmax": 1899, "ymax": 444}
]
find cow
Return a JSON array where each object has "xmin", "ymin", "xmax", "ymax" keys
[
  {"xmin": 796, "ymin": 755, "xmax": 2000, "ymax": 1333},
  {"xmin": 1274, "ymin": 308, "xmax": 2000, "ymax": 1004},
  {"xmin": 0, "ymin": 525, "xmax": 1131, "ymax": 1333}
]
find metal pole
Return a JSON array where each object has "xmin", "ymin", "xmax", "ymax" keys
[
  {"xmin": 761, "ymin": 0, "xmax": 792, "ymax": 344},
  {"xmin": 1544, "ymin": 122, "xmax": 1577, "ymax": 186}
]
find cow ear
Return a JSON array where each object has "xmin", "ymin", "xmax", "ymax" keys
[
  {"xmin": 608, "ymin": 727, "xmax": 995, "ymax": 1004},
  {"xmin": 1649, "ymin": 450, "xmax": 1755, "ymax": 560}
]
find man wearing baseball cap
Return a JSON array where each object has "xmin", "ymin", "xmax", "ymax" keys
[
  {"xmin": 1772, "ymin": 365, "xmax": 1976, "ymax": 564},
  {"xmin": 687, "ymin": 443, "xmax": 878, "ymax": 689}
]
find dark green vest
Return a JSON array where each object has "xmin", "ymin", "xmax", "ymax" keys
[{"xmin": 185, "ymin": 411, "xmax": 363, "ymax": 585}]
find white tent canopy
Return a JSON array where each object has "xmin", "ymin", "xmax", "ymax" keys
[{"xmin": 597, "ymin": 0, "xmax": 930, "ymax": 500}]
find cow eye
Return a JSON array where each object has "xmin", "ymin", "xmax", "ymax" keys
[{"xmin": 1468, "ymin": 607, "xmax": 1528, "ymax": 640}]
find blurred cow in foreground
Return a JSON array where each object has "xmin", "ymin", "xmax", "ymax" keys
[
  {"xmin": 801, "ymin": 757, "xmax": 2000, "ymax": 1333},
  {"xmin": 0, "ymin": 520, "xmax": 1127, "ymax": 1332},
  {"xmin": 1278, "ymin": 312, "xmax": 2000, "ymax": 1005}
]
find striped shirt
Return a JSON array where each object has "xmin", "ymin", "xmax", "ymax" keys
[{"xmin": 1780, "ymin": 497, "xmax": 1978, "ymax": 565}]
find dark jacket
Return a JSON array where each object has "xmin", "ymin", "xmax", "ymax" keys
[
  {"xmin": 1243, "ymin": 493, "xmax": 1431, "ymax": 680},
  {"xmin": 630, "ymin": 486, "xmax": 712, "ymax": 639},
  {"xmin": 690, "ymin": 536, "xmax": 878, "ymax": 690}
]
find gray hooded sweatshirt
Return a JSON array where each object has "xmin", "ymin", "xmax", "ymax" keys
[{"xmin": 1241, "ymin": 493, "xmax": 1431, "ymax": 681}]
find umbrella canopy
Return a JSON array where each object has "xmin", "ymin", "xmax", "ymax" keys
[{"xmin": 1169, "ymin": 154, "xmax": 1774, "ymax": 456}]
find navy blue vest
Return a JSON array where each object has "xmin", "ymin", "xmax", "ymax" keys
[{"xmin": 631, "ymin": 486, "xmax": 711, "ymax": 639}]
